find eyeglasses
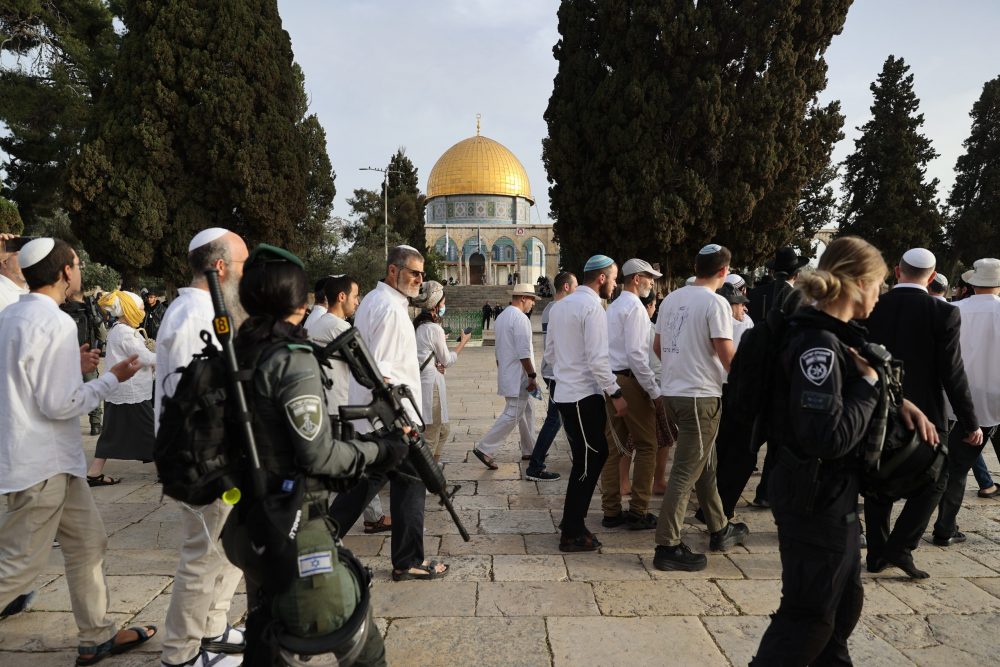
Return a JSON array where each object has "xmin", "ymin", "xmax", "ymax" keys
[{"xmin": 397, "ymin": 265, "xmax": 426, "ymax": 280}]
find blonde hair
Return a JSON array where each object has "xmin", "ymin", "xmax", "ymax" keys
[{"xmin": 796, "ymin": 236, "xmax": 887, "ymax": 308}]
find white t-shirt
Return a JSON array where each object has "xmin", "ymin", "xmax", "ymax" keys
[
  {"xmin": 655, "ymin": 285, "xmax": 733, "ymax": 398},
  {"xmin": 308, "ymin": 312, "xmax": 352, "ymax": 414}
]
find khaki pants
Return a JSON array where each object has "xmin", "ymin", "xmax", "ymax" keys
[
  {"xmin": 424, "ymin": 384, "xmax": 451, "ymax": 459},
  {"xmin": 654, "ymin": 396, "xmax": 727, "ymax": 547},
  {"xmin": 161, "ymin": 498, "xmax": 244, "ymax": 664},
  {"xmin": 601, "ymin": 374, "xmax": 657, "ymax": 516},
  {"xmin": 0, "ymin": 474, "xmax": 116, "ymax": 647}
]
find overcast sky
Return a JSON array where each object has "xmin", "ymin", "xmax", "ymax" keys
[{"xmin": 277, "ymin": 2, "xmax": 1000, "ymax": 224}]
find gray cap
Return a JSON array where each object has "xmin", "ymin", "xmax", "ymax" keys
[
  {"xmin": 621, "ymin": 258, "xmax": 662, "ymax": 278},
  {"xmin": 717, "ymin": 283, "xmax": 749, "ymax": 305}
]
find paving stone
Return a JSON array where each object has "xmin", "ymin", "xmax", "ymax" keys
[
  {"xmin": 440, "ymin": 534, "xmax": 525, "ymax": 555},
  {"xmin": 341, "ymin": 534, "xmax": 386, "ymax": 556},
  {"xmin": 476, "ymin": 581, "xmax": 599, "ymax": 616},
  {"xmin": 593, "ymin": 580, "xmax": 736, "ymax": 616},
  {"xmin": 865, "ymin": 614, "xmax": 940, "ymax": 649},
  {"xmin": 880, "ymin": 577, "xmax": 1000, "ymax": 614},
  {"xmin": 641, "ymin": 554, "xmax": 746, "ymax": 580},
  {"xmin": 443, "ymin": 462, "xmax": 523, "ymax": 481},
  {"xmin": 534, "ymin": 479, "xmax": 570, "ymax": 495},
  {"xmin": 452, "ymin": 494, "xmax": 508, "ymax": 510},
  {"xmin": 492, "ymin": 554, "xmax": 568, "ymax": 581},
  {"xmin": 479, "ymin": 509, "xmax": 556, "ymax": 534},
  {"xmin": 0, "ymin": 611, "xmax": 132, "ymax": 650},
  {"xmin": 475, "ymin": 479, "xmax": 537, "ymax": 495},
  {"xmin": 372, "ymin": 581, "xmax": 476, "ymax": 618},
  {"xmin": 385, "ymin": 617, "xmax": 548, "ymax": 667},
  {"xmin": 379, "ymin": 535, "xmax": 440, "ymax": 558},
  {"xmin": 422, "ymin": 509, "xmax": 479, "ymax": 535},
  {"xmin": 507, "ymin": 493, "xmax": 579, "ymax": 510},
  {"xmin": 102, "ymin": 549, "xmax": 182, "ymax": 576},
  {"xmin": 563, "ymin": 553, "xmax": 650, "ymax": 581},
  {"xmin": 548, "ymin": 616, "xmax": 728, "ymax": 667},
  {"xmin": 861, "ymin": 581, "xmax": 916, "ymax": 615},
  {"xmin": 717, "ymin": 579, "xmax": 781, "ymax": 615},
  {"xmin": 740, "ymin": 531, "xmax": 780, "ymax": 553},
  {"xmin": 362, "ymin": 554, "xmax": 490, "ymax": 582},
  {"xmin": 524, "ymin": 532, "xmax": 565, "ymax": 554},
  {"xmin": 901, "ymin": 613, "xmax": 1000, "ymax": 665},
  {"xmin": 862, "ymin": 546, "xmax": 998, "ymax": 578},
  {"xmin": 969, "ymin": 576, "xmax": 1000, "ymax": 599},
  {"xmin": 33, "ymin": 575, "xmax": 171, "ymax": 615},
  {"xmin": 728, "ymin": 552, "xmax": 783, "ymax": 579}
]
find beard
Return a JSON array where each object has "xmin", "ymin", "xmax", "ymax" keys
[
  {"xmin": 399, "ymin": 282, "xmax": 421, "ymax": 299},
  {"xmin": 222, "ymin": 275, "xmax": 249, "ymax": 328},
  {"xmin": 639, "ymin": 285, "xmax": 653, "ymax": 299},
  {"xmin": 599, "ymin": 282, "xmax": 614, "ymax": 299}
]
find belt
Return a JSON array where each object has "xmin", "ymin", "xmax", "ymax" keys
[{"xmin": 613, "ymin": 369, "xmax": 633, "ymax": 377}]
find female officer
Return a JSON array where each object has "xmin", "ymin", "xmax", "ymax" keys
[
  {"xmin": 230, "ymin": 244, "xmax": 406, "ymax": 667},
  {"xmin": 751, "ymin": 237, "xmax": 937, "ymax": 666}
]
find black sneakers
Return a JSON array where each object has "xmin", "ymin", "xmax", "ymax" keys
[
  {"xmin": 653, "ymin": 543, "xmax": 708, "ymax": 571},
  {"xmin": 525, "ymin": 470, "xmax": 561, "ymax": 482},
  {"xmin": 932, "ymin": 529, "xmax": 967, "ymax": 546},
  {"xmin": 710, "ymin": 521, "xmax": 750, "ymax": 552},
  {"xmin": 625, "ymin": 511, "xmax": 657, "ymax": 531},
  {"xmin": 601, "ymin": 512, "xmax": 627, "ymax": 528}
]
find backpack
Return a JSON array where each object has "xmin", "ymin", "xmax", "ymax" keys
[{"xmin": 153, "ymin": 332, "xmax": 284, "ymax": 506}]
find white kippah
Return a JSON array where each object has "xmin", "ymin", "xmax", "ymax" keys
[
  {"xmin": 18, "ymin": 238, "xmax": 56, "ymax": 268},
  {"xmin": 188, "ymin": 228, "xmax": 229, "ymax": 253},
  {"xmin": 685, "ymin": 276, "xmax": 696, "ymax": 286},
  {"xmin": 699, "ymin": 243, "xmax": 722, "ymax": 255},
  {"xmin": 725, "ymin": 274, "xmax": 746, "ymax": 288},
  {"xmin": 902, "ymin": 247, "xmax": 935, "ymax": 270}
]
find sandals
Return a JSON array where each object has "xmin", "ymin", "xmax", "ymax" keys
[
  {"xmin": 87, "ymin": 474, "xmax": 120, "ymax": 487},
  {"xmin": 472, "ymin": 448, "xmax": 499, "ymax": 470},
  {"xmin": 363, "ymin": 515, "xmax": 392, "ymax": 534},
  {"xmin": 978, "ymin": 485, "xmax": 1000, "ymax": 498},
  {"xmin": 76, "ymin": 625, "xmax": 157, "ymax": 665},
  {"xmin": 392, "ymin": 560, "xmax": 450, "ymax": 581}
]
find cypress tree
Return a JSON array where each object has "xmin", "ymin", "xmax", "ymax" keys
[
  {"xmin": 67, "ymin": 1, "xmax": 328, "ymax": 286},
  {"xmin": 544, "ymin": 0, "xmax": 850, "ymax": 273},
  {"xmin": 837, "ymin": 55, "xmax": 944, "ymax": 263},
  {"xmin": 384, "ymin": 148, "xmax": 428, "ymax": 253},
  {"xmin": 947, "ymin": 76, "xmax": 1000, "ymax": 265}
]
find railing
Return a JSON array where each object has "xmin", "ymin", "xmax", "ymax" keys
[{"xmin": 440, "ymin": 309, "xmax": 484, "ymax": 340}]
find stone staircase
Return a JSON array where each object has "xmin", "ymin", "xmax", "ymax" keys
[{"xmin": 443, "ymin": 285, "xmax": 552, "ymax": 312}]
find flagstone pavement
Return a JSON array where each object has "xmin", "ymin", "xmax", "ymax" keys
[{"xmin": 3, "ymin": 333, "xmax": 1000, "ymax": 666}]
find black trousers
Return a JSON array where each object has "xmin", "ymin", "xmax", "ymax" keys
[
  {"xmin": 714, "ymin": 389, "xmax": 775, "ymax": 516},
  {"xmin": 556, "ymin": 394, "xmax": 609, "ymax": 538},
  {"xmin": 863, "ymin": 429, "xmax": 947, "ymax": 565},
  {"xmin": 752, "ymin": 460, "xmax": 864, "ymax": 666},
  {"xmin": 328, "ymin": 465, "xmax": 427, "ymax": 570},
  {"xmin": 934, "ymin": 424, "xmax": 999, "ymax": 538}
]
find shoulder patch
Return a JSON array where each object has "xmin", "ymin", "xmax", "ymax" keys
[
  {"xmin": 284, "ymin": 394, "xmax": 323, "ymax": 441},
  {"xmin": 799, "ymin": 347, "xmax": 835, "ymax": 386},
  {"xmin": 286, "ymin": 343, "xmax": 314, "ymax": 352}
]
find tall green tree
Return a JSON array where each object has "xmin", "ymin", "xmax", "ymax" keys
[
  {"xmin": 0, "ymin": 1, "xmax": 119, "ymax": 224},
  {"xmin": 947, "ymin": 76, "xmax": 1000, "ymax": 265},
  {"xmin": 837, "ymin": 55, "xmax": 944, "ymax": 262},
  {"xmin": 543, "ymin": 0, "xmax": 850, "ymax": 273},
  {"xmin": 384, "ymin": 148, "xmax": 427, "ymax": 253},
  {"xmin": 0, "ymin": 197, "xmax": 24, "ymax": 234},
  {"xmin": 66, "ymin": 1, "xmax": 331, "ymax": 286}
]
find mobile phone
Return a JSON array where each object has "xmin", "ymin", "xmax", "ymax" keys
[
  {"xmin": 463, "ymin": 327, "xmax": 473, "ymax": 334},
  {"xmin": 1, "ymin": 236, "xmax": 38, "ymax": 253}
]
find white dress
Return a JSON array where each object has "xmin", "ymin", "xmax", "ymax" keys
[{"xmin": 416, "ymin": 321, "xmax": 457, "ymax": 423}]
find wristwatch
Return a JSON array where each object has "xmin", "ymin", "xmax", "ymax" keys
[
  {"xmin": 527, "ymin": 372, "xmax": 537, "ymax": 379},
  {"xmin": 609, "ymin": 388, "xmax": 623, "ymax": 399}
]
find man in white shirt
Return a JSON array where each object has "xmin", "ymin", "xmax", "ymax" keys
[
  {"xmin": 155, "ymin": 228, "xmax": 248, "ymax": 667},
  {"xmin": 653, "ymin": 244, "xmax": 749, "ymax": 572},
  {"xmin": 303, "ymin": 275, "xmax": 333, "ymax": 331},
  {"xmin": 600, "ymin": 258, "xmax": 662, "ymax": 531},
  {"xmin": 933, "ymin": 257, "xmax": 1000, "ymax": 546},
  {"xmin": 0, "ymin": 238, "xmax": 151, "ymax": 662},
  {"xmin": 547, "ymin": 255, "xmax": 627, "ymax": 552},
  {"xmin": 0, "ymin": 234, "xmax": 29, "ymax": 312},
  {"xmin": 525, "ymin": 271, "xmax": 577, "ymax": 482},
  {"xmin": 472, "ymin": 283, "xmax": 538, "ymax": 469},
  {"xmin": 328, "ymin": 246, "xmax": 450, "ymax": 580}
]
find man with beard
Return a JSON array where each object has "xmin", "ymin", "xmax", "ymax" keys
[
  {"xmin": 600, "ymin": 258, "xmax": 663, "ymax": 531},
  {"xmin": 155, "ymin": 228, "xmax": 249, "ymax": 667},
  {"xmin": 546, "ymin": 255, "xmax": 627, "ymax": 552},
  {"xmin": 328, "ymin": 245, "xmax": 450, "ymax": 581},
  {"xmin": 140, "ymin": 288, "xmax": 167, "ymax": 339}
]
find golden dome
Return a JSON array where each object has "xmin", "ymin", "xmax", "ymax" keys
[{"xmin": 426, "ymin": 134, "xmax": 533, "ymax": 203}]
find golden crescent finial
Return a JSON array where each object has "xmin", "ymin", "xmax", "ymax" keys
[{"xmin": 476, "ymin": 113, "xmax": 481, "ymax": 136}]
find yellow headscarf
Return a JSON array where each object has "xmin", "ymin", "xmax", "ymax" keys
[{"xmin": 98, "ymin": 290, "xmax": 145, "ymax": 329}]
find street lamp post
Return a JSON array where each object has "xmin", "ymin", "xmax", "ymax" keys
[{"xmin": 359, "ymin": 166, "xmax": 405, "ymax": 262}]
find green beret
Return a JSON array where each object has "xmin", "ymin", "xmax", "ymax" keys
[{"xmin": 247, "ymin": 243, "xmax": 304, "ymax": 269}]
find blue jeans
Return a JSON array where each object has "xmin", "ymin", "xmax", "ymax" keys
[
  {"xmin": 972, "ymin": 453, "xmax": 994, "ymax": 490},
  {"xmin": 527, "ymin": 379, "xmax": 562, "ymax": 474}
]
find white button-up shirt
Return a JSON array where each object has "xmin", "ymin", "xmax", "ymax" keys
[
  {"xmin": 348, "ymin": 281, "xmax": 421, "ymax": 432},
  {"xmin": 0, "ymin": 274, "xmax": 27, "ymax": 313},
  {"xmin": 304, "ymin": 305, "xmax": 327, "ymax": 331},
  {"xmin": 309, "ymin": 312, "xmax": 352, "ymax": 414},
  {"xmin": 0, "ymin": 293, "xmax": 120, "ymax": 493},
  {"xmin": 493, "ymin": 305, "xmax": 534, "ymax": 398},
  {"xmin": 104, "ymin": 323, "xmax": 157, "ymax": 404},
  {"xmin": 416, "ymin": 322, "xmax": 457, "ymax": 422},
  {"xmin": 154, "ymin": 287, "xmax": 219, "ymax": 434},
  {"xmin": 546, "ymin": 285, "xmax": 621, "ymax": 403},
  {"xmin": 953, "ymin": 294, "xmax": 1000, "ymax": 426},
  {"xmin": 607, "ymin": 291, "xmax": 660, "ymax": 399}
]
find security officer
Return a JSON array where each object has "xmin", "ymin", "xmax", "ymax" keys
[
  {"xmin": 61, "ymin": 291, "xmax": 108, "ymax": 435},
  {"xmin": 139, "ymin": 288, "xmax": 166, "ymax": 339},
  {"xmin": 227, "ymin": 244, "xmax": 407, "ymax": 667},
  {"xmin": 751, "ymin": 237, "xmax": 937, "ymax": 666}
]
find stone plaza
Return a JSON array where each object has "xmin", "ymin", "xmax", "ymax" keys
[{"xmin": 2, "ymin": 329, "xmax": 1000, "ymax": 666}]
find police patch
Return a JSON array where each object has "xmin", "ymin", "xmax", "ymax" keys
[
  {"xmin": 284, "ymin": 395, "xmax": 323, "ymax": 441},
  {"xmin": 799, "ymin": 347, "xmax": 834, "ymax": 386}
]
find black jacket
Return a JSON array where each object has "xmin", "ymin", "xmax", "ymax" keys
[
  {"xmin": 60, "ymin": 299, "xmax": 105, "ymax": 348},
  {"xmin": 864, "ymin": 287, "xmax": 978, "ymax": 434},
  {"xmin": 748, "ymin": 279, "xmax": 794, "ymax": 323}
]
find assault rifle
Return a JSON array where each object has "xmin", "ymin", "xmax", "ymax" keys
[{"xmin": 320, "ymin": 327, "xmax": 471, "ymax": 541}]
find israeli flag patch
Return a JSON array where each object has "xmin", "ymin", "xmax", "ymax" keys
[{"xmin": 298, "ymin": 550, "xmax": 334, "ymax": 577}]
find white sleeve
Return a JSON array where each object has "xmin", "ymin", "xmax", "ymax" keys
[
  {"xmin": 584, "ymin": 304, "xmax": 619, "ymax": 396},
  {"xmin": 513, "ymin": 315, "xmax": 533, "ymax": 361},
  {"xmin": 122, "ymin": 329, "xmax": 157, "ymax": 366},
  {"xmin": 708, "ymin": 297, "xmax": 734, "ymax": 340},
  {"xmin": 364, "ymin": 303, "xmax": 403, "ymax": 382},
  {"xmin": 431, "ymin": 325, "xmax": 458, "ymax": 368},
  {"xmin": 31, "ymin": 323, "xmax": 118, "ymax": 420},
  {"xmin": 624, "ymin": 305, "xmax": 659, "ymax": 398}
]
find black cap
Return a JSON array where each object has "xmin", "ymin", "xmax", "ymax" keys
[{"xmin": 717, "ymin": 283, "xmax": 750, "ymax": 305}]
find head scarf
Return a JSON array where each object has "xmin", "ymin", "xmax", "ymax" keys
[{"xmin": 99, "ymin": 290, "xmax": 144, "ymax": 329}]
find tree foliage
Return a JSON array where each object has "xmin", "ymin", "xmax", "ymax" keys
[
  {"xmin": 0, "ymin": 0, "xmax": 118, "ymax": 224},
  {"xmin": 837, "ymin": 55, "xmax": 944, "ymax": 263},
  {"xmin": 349, "ymin": 148, "xmax": 427, "ymax": 256},
  {"xmin": 66, "ymin": 0, "xmax": 333, "ymax": 286},
  {"xmin": 543, "ymin": 0, "xmax": 850, "ymax": 273},
  {"xmin": 947, "ymin": 76, "xmax": 1000, "ymax": 265},
  {"xmin": 0, "ymin": 197, "xmax": 24, "ymax": 234}
]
